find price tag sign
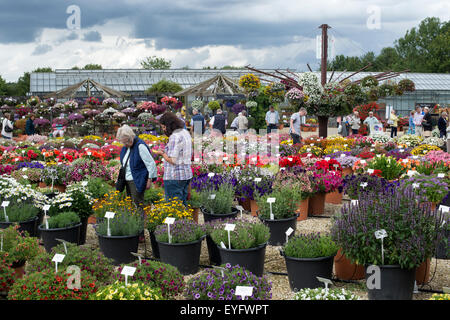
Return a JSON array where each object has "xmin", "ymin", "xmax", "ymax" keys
[
  {"xmin": 367, "ymin": 169, "xmax": 374, "ymax": 174},
  {"xmin": 316, "ymin": 277, "xmax": 333, "ymax": 291},
  {"xmin": 23, "ymin": 168, "xmax": 28, "ymax": 172},
  {"xmin": 254, "ymin": 177, "xmax": 262, "ymax": 183},
  {"xmin": 360, "ymin": 160, "xmax": 366, "ymax": 164},
  {"xmin": 43, "ymin": 204, "xmax": 51, "ymax": 211},
  {"xmin": 374, "ymin": 229, "xmax": 387, "ymax": 239},
  {"xmin": 225, "ymin": 224, "xmax": 235, "ymax": 232},
  {"xmin": 105, "ymin": 211, "xmax": 115, "ymax": 219},
  {"xmin": 1, "ymin": 201, "xmax": 10, "ymax": 207},
  {"xmin": 360, "ymin": 182, "xmax": 368, "ymax": 188},
  {"xmin": 121, "ymin": 266, "xmax": 136, "ymax": 286},
  {"xmin": 209, "ymin": 194, "xmax": 216, "ymax": 200},
  {"xmin": 164, "ymin": 217, "xmax": 175, "ymax": 225},
  {"xmin": 307, "ymin": 153, "xmax": 312, "ymax": 158},
  {"xmin": 52, "ymin": 253, "xmax": 65, "ymax": 273},
  {"xmin": 324, "ymin": 157, "xmax": 330, "ymax": 161},
  {"xmin": 439, "ymin": 205, "xmax": 450, "ymax": 213},
  {"xmin": 344, "ymin": 144, "xmax": 348, "ymax": 147},
  {"xmin": 208, "ymin": 173, "xmax": 215, "ymax": 178},
  {"xmin": 235, "ymin": 286, "xmax": 253, "ymax": 300},
  {"xmin": 285, "ymin": 227, "xmax": 294, "ymax": 244},
  {"xmin": 438, "ymin": 173, "xmax": 445, "ymax": 178},
  {"xmin": 310, "ymin": 144, "xmax": 314, "ymax": 146},
  {"xmin": 351, "ymin": 200, "xmax": 359, "ymax": 206},
  {"xmin": 267, "ymin": 198, "xmax": 276, "ymax": 204}
]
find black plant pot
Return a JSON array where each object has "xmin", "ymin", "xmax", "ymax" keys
[
  {"xmin": 206, "ymin": 235, "xmax": 221, "ymax": 265},
  {"xmin": 201, "ymin": 207, "xmax": 238, "ymax": 223},
  {"xmin": 97, "ymin": 233, "xmax": 140, "ymax": 265},
  {"xmin": 365, "ymin": 265, "xmax": 416, "ymax": 300},
  {"xmin": 260, "ymin": 214, "xmax": 298, "ymax": 246},
  {"xmin": 149, "ymin": 231, "xmax": 160, "ymax": 259},
  {"xmin": 218, "ymin": 242, "xmax": 267, "ymax": 277},
  {"xmin": 435, "ymin": 229, "xmax": 449, "ymax": 259},
  {"xmin": 157, "ymin": 237, "xmax": 204, "ymax": 275},
  {"xmin": 78, "ymin": 217, "xmax": 89, "ymax": 245},
  {"xmin": 0, "ymin": 216, "xmax": 39, "ymax": 237},
  {"xmin": 282, "ymin": 252, "xmax": 335, "ymax": 291},
  {"xmin": 38, "ymin": 223, "xmax": 82, "ymax": 253}
]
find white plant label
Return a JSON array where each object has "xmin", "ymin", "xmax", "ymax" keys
[
  {"xmin": 209, "ymin": 194, "xmax": 216, "ymax": 200},
  {"xmin": 307, "ymin": 153, "xmax": 312, "ymax": 158},
  {"xmin": 370, "ymin": 149, "xmax": 375, "ymax": 152},
  {"xmin": 194, "ymin": 158, "xmax": 200, "ymax": 162},
  {"xmin": 439, "ymin": 205, "xmax": 450, "ymax": 213},
  {"xmin": 225, "ymin": 224, "xmax": 235, "ymax": 249},
  {"xmin": 87, "ymin": 152, "xmax": 91, "ymax": 156},
  {"xmin": 340, "ymin": 154, "xmax": 346, "ymax": 158},
  {"xmin": 285, "ymin": 227, "xmax": 294, "ymax": 244},
  {"xmin": 254, "ymin": 178, "xmax": 262, "ymax": 182},
  {"xmin": 105, "ymin": 211, "xmax": 115, "ymax": 219},
  {"xmin": 121, "ymin": 266, "xmax": 136, "ymax": 286},
  {"xmin": 399, "ymin": 149, "xmax": 404, "ymax": 152},
  {"xmin": 1, "ymin": 201, "xmax": 10, "ymax": 207},
  {"xmin": 316, "ymin": 277, "xmax": 333, "ymax": 291},
  {"xmin": 43, "ymin": 204, "xmax": 51, "ymax": 211},
  {"xmin": 438, "ymin": 173, "xmax": 445, "ymax": 178},
  {"xmin": 235, "ymin": 286, "xmax": 253, "ymax": 300},
  {"xmin": 236, "ymin": 205, "xmax": 244, "ymax": 219},
  {"xmin": 267, "ymin": 197, "xmax": 276, "ymax": 220},
  {"xmin": 52, "ymin": 253, "xmax": 65, "ymax": 273},
  {"xmin": 376, "ymin": 154, "xmax": 381, "ymax": 158},
  {"xmin": 360, "ymin": 182, "xmax": 368, "ymax": 188},
  {"xmin": 360, "ymin": 160, "xmax": 366, "ymax": 164},
  {"xmin": 367, "ymin": 169, "xmax": 374, "ymax": 174},
  {"xmin": 412, "ymin": 183, "xmax": 420, "ymax": 189},
  {"xmin": 267, "ymin": 198, "xmax": 276, "ymax": 204},
  {"xmin": 407, "ymin": 170, "xmax": 416, "ymax": 177},
  {"xmin": 402, "ymin": 159, "xmax": 409, "ymax": 163},
  {"xmin": 375, "ymin": 229, "xmax": 387, "ymax": 265},
  {"xmin": 334, "ymin": 149, "xmax": 338, "ymax": 153},
  {"xmin": 81, "ymin": 181, "xmax": 88, "ymax": 187},
  {"xmin": 22, "ymin": 175, "xmax": 28, "ymax": 180},
  {"xmin": 324, "ymin": 157, "xmax": 330, "ymax": 161},
  {"xmin": 223, "ymin": 157, "xmax": 228, "ymax": 161},
  {"xmin": 220, "ymin": 241, "xmax": 227, "ymax": 249},
  {"xmin": 413, "ymin": 156, "xmax": 418, "ymax": 159},
  {"xmin": 23, "ymin": 168, "xmax": 28, "ymax": 172},
  {"xmin": 164, "ymin": 217, "xmax": 175, "ymax": 225},
  {"xmin": 351, "ymin": 200, "xmax": 359, "ymax": 206},
  {"xmin": 288, "ymin": 157, "xmax": 293, "ymax": 161},
  {"xmin": 306, "ymin": 149, "xmax": 311, "ymax": 152},
  {"xmin": 208, "ymin": 172, "xmax": 215, "ymax": 178}
]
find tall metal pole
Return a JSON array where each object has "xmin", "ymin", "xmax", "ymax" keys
[{"xmin": 318, "ymin": 24, "xmax": 331, "ymax": 138}]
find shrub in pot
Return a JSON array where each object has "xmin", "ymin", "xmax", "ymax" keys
[
  {"xmin": 204, "ymin": 217, "xmax": 238, "ymax": 265},
  {"xmin": 210, "ymin": 218, "xmax": 270, "ymax": 276},
  {"xmin": 401, "ymin": 174, "xmax": 449, "ymax": 208},
  {"xmin": 92, "ymin": 281, "xmax": 164, "ymax": 300},
  {"xmin": 200, "ymin": 184, "xmax": 238, "ymax": 222},
  {"xmin": 0, "ymin": 203, "xmax": 40, "ymax": 237},
  {"xmin": 187, "ymin": 189, "xmax": 201, "ymax": 223},
  {"xmin": 331, "ymin": 185, "xmax": 445, "ymax": 300},
  {"xmin": 281, "ymin": 233, "xmax": 338, "ymax": 291},
  {"xmin": 8, "ymin": 269, "xmax": 98, "ymax": 300},
  {"xmin": 39, "ymin": 211, "xmax": 82, "ymax": 253},
  {"xmin": 154, "ymin": 219, "xmax": 206, "ymax": 275},
  {"xmin": 256, "ymin": 186, "xmax": 302, "ymax": 245},
  {"xmin": 365, "ymin": 155, "xmax": 406, "ymax": 180},
  {"xmin": 96, "ymin": 209, "xmax": 144, "ymax": 265},
  {"xmin": 27, "ymin": 242, "xmax": 115, "ymax": 285},
  {"xmin": 0, "ymin": 225, "xmax": 43, "ymax": 268},
  {"xmin": 309, "ymin": 169, "xmax": 342, "ymax": 216},
  {"xmin": 114, "ymin": 260, "xmax": 184, "ymax": 298},
  {"xmin": 185, "ymin": 263, "xmax": 272, "ymax": 300}
]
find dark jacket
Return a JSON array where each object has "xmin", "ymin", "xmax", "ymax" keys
[
  {"xmin": 119, "ymin": 137, "xmax": 150, "ymax": 194},
  {"xmin": 192, "ymin": 114, "xmax": 205, "ymax": 134},
  {"xmin": 212, "ymin": 114, "xmax": 226, "ymax": 134},
  {"xmin": 438, "ymin": 116, "xmax": 447, "ymax": 134},
  {"xmin": 422, "ymin": 112, "xmax": 433, "ymax": 131},
  {"xmin": 25, "ymin": 119, "xmax": 35, "ymax": 135}
]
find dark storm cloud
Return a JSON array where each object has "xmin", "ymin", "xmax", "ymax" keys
[{"xmin": 83, "ymin": 31, "xmax": 102, "ymax": 42}]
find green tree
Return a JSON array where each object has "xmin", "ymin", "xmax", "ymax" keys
[
  {"xmin": 33, "ymin": 67, "xmax": 53, "ymax": 73},
  {"xmin": 71, "ymin": 66, "xmax": 80, "ymax": 70},
  {"xmin": 145, "ymin": 79, "xmax": 183, "ymax": 95},
  {"xmin": 141, "ymin": 56, "xmax": 171, "ymax": 69},
  {"xmin": 15, "ymin": 72, "xmax": 30, "ymax": 96},
  {"xmin": 0, "ymin": 75, "xmax": 7, "ymax": 96},
  {"xmin": 83, "ymin": 64, "xmax": 102, "ymax": 70}
]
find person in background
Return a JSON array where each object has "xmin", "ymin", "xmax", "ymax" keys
[
  {"xmin": 438, "ymin": 111, "xmax": 448, "ymax": 139},
  {"xmin": 209, "ymin": 109, "xmax": 227, "ymax": 135},
  {"xmin": 116, "ymin": 125, "xmax": 157, "ymax": 215},
  {"xmin": 349, "ymin": 111, "xmax": 361, "ymax": 135},
  {"xmin": 363, "ymin": 111, "xmax": 380, "ymax": 135},
  {"xmin": 237, "ymin": 110, "xmax": 248, "ymax": 134},
  {"xmin": 1, "ymin": 113, "xmax": 13, "ymax": 140},
  {"xmin": 289, "ymin": 107, "xmax": 307, "ymax": 144},
  {"xmin": 52, "ymin": 123, "xmax": 65, "ymax": 137},
  {"xmin": 413, "ymin": 106, "xmax": 424, "ymax": 136},
  {"xmin": 230, "ymin": 113, "xmax": 240, "ymax": 131},
  {"xmin": 25, "ymin": 114, "xmax": 36, "ymax": 136},
  {"xmin": 265, "ymin": 105, "xmax": 279, "ymax": 134},
  {"xmin": 153, "ymin": 112, "xmax": 192, "ymax": 206},
  {"xmin": 408, "ymin": 110, "xmax": 415, "ymax": 135},
  {"xmin": 176, "ymin": 112, "xmax": 187, "ymax": 130},
  {"xmin": 422, "ymin": 107, "xmax": 433, "ymax": 137},
  {"xmin": 190, "ymin": 108, "xmax": 205, "ymax": 135},
  {"xmin": 389, "ymin": 109, "xmax": 399, "ymax": 138}
]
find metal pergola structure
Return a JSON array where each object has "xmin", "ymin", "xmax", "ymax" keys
[
  {"xmin": 174, "ymin": 74, "xmax": 245, "ymax": 98},
  {"xmin": 43, "ymin": 78, "xmax": 130, "ymax": 99}
]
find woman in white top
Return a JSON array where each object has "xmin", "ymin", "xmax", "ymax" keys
[{"xmin": 1, "ymin": 113, "xmax": 13, "ymax": 140}]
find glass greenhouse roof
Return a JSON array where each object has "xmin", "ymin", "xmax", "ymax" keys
[{"xmin": 29, "ymin": 69, "xmax": 450, "ymax": 95}]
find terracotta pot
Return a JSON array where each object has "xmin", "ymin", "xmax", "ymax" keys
[
  {"xmin": 296, "ymin": 198, "xmax": 309, "ymax": 221},
  {"xmin": 250, "ymin": 200, "xmax": 259, "ymax": 217},
  {"xmin": 13, "ymin": 264, "xmax": 26, "ymax": 280},
  {"xmin": 88, "ymin": 216, "xmax": 96, "ymax": 224},
  {"xmin": 192, "ymin": 207, "xmax": 199, "ymax": 223},
  {"xmin": 325, "ymin": 190, "xmax": 343, "ymax": 205},
  {"xmin": 38, "ymin": 182, "xmax": 47, "ymax": 188},
  {"xmin": 431, "ymin": 202, "xmax": 437, "ymax": 211},
  {"xmin": 415, "ymin": 259, "xmax": 431, "ymax": 285},
  {"xmin": 308, "ymin": 193, "xmax": 326, "ymax": 216},
  {"xmin": 334, "ymin": 248, "xmax": 365, "ymax": 280},
  {"xmin": 53, "ymin": 185, "xmax": 66, "ymax": 193},
  {"xmin": 342, "ymin": 167, "xmax": 353, "ymax": 177},
  {"xmin": 238, "ymin": 198, "xmax": 251, "ymax": 212}
]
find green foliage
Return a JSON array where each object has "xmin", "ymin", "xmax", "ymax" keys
[
  {"xmin": 145, "ymin": 79, "xmax": 182, "ymax": 95},
  {"xmin": 144, "ymin": 186, "xmax": 164, "ymax": 204},
  {"xmin": 27, "ymin": 243, "xmax": 115, "ymax": 285},
  {"xmin": 47, "ymin": 212, "xmax": 80, "ymax": 229},
  {"xmin": 186, "ymin": 189, "xmax": 201, "ymax": 208},
  {"xmin": 210, "ymin": 219, "xmax": 270, "ymax": 249},
  {"xmin": 255, "ymin": 186, "xmax": 301, "ymax": 220},
  {"xmin": 199, "ymin": 184, "xmax": 235, "ymax": 215},
  {"xmin": 87, "ymin": 177, "xmax": 114, "ymax": 200},
  {"xmin": 249, "ymin": 89, "xmax": 271, "ymax": 130},
  {"xmin": 0, "ymin": 203, "xmax": 39, "ymax": 223},
  {"xmin": 0, "ymin": 225, "xmax": 43, "ymax": 264},
  {"xmin": 207, "ymin": 100, "xmax": 221, "ymax": 111},
  {"xmin": 96, "ymin": 210, "xmax": 143, "ymax": 236},
  {"xmin": 83, "ymin": 64, "xmax": 102, "ymax": 70},
  {"xmin": 70, "ymin": 189, "xmax": 94, "ymax": 219},
  {"xmin": 0, "ymin": 75, "xmax": 7, "ymax": 96},
  {"xmin": 155, "ymin": 219, "xmax": 205, "ymax": 244},
  {"xmin": 283, "ymin": 233, "xmax": 338, "ymax": 259},
  {"xmin": 141, "ymin": 56, "xmax": 171, "ymax": 70}
]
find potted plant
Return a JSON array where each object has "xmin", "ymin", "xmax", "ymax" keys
[
  {"xmin": 256, "ymin": 186, "xmax": 301, "ymax": 246},
  {"xmin": 204, "ymin": 217, "xmax": 238, "ymax": 266},
  {"xmin": 401, "ymin": 174, "xmax": 449, "ymax": 210},
  {"xmin": 331, "ymin": 185, "xmax": 445, "ymax": 300},
  {"xmin": 114, "ymin": 260, "xmax": 184, "ymax": 298},
  {"xmin": 146, "ymin": 198, "xmax": 194, "ymax": 259},
  {"xmin": 96, "ymin": 209, "xmax": 144, "ymax": 265},
  {"xmin": 0, "ymin": 203, "xmax": 40, "ymax": 237},
  {"xmin": 186, "ymin": 189, "xmax": 201, "ymax": 223},
  {"xmin": 200, "ymin": 184, "xmax": 238, "ymax": 222},
  {"xmin": 342, "ymin": 174, "xmax": 388, "ymax": 200},
  {"xmin": 435, "ymin": 210, "xmax": 449, "ymax": 260},
  {"xmin": 309, "ymin": 170, "xmax": 342, "ymax": 216},
  {"xmin": 281, "ymin": 232, "xmax": 338, "ymax": 291},
  {"xmin": 38, "ymin": 211, "xmax": 82, "ymax": 253},
  {"xmin": 41, "ymin": 165, "xmax": 68, "ymax": 192},
  {"xmin": 365, "ymin": 155, "xmax": 406, "ymax": 181},
  {"xmin": 294, "ymin": 287, "xmax": 359, "ymax": 300},
  {"xmin": 185, "ymin": 263, "xmax": 272, "ymax": 300},
  {"xmin": 0, "ymin": 253, "xmax": 16, "ymax": 295},
  {"xmin": 92, "ymin": 281, "xmax": 163, "ymax": 300},
  {"xmin": 210, "ymin": 219, "xmax": 270, "ymax": 277},
  {"xmin": 154, "ymin": 219, "xmax": 206, "ymax": 275}
]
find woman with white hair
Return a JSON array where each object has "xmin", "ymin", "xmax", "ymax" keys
[{"xmin": 116, "ymin": 125, "xmax": 157, "ymax": 213}]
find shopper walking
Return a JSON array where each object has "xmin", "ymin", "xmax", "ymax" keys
[
  {"xmin": 408, "ymin": 110, "xmax": 415, "ymax": 135},
  {"xmin": 1, "ymin": 113, "xmax": 13, "ymax": 140},
  {"xmin": 25, "ymin": 114, "xmax": 36, "ymax": 136},
  {"xmin": 389, "ymin": 109, "xmax": 399, "ymax": 138},
  {"xmin": 265, "ymin": 105, "xmax": 279, "ymax": 134},
  {"xmin": 209, "ymin": 109, "xmax": 227, "ymax": 135},
  {"xmin": 422, "ymin": 107, "xmax": 433, "ymax": 137},
  {"xmin": 237, "ymin": 110, "xmax": 248, "ymax": 134},
  {"xmin": 349, "ymin": 111, "xmax": 361, "ymax": 135},
  {"xmin": 363, "ymin": 112, "xmax": 380, "ymax": 135},
  {"xmin": 413, "ymin": 106, "xmax": 424, "ymax": 136},
  {"xmin": 289, "ymin": 107, "xmax": 307, "ymax": 144},
  {"xmin": 438, "ymin": 112, "xmax": 448, "ymax": 139}
]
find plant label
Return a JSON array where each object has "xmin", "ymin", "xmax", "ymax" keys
[
  {"xmin": 340, "ymin": 154, "xmax": 346, "ymax": 158},
  {"xmin": 370, "ymin": 148, "xmax": 375, "ymax": 152},
  {"xmin": 220, "ymin": 241, "xmax": 227, "ymax": 249},
  {"xmin": 208, "ymin": 173, "xmax": 215, "ymax": 178},
  {"xmin": 310, "ymin": 144, "xmax": 314, "ymax": 146},
  {"xmin": 306, "ymin": 149, "xmax": 311, "ymax": 152},
  {"xmin": 22, "ymin": 175, "xmax": 28, "ymax": 180},
  {"xmin": 374, "ymin": 229, "xmax": 387, "ymax": 239},
  {"xmin": 288, "ymin": 157, "xmax": 293, "ymax": 161},
  {"xmin": 324, "ymin": 157, "xmax": 330, "ymax": 161},
  {"xmin": 131, "ymin": 252, "xmax": 143, "ymax": 265},
  {"xmin": 407, "ymin": 170, "xmax": 416, "ymax": 177},
  {"xmin": 63, "ymin": 151, "xmax": 67, "ymax": 155},
  {"xmin": 235, "ymin": 205, "xmax": 244, "ymax": 212},
  {"xmin": 164, "ymin": 217, "xmax": 175, "ymax": 225},
  {"xmin": 209, "ymin": 194, "xmax": 216, "ymax": 200},
  {"xmin": 254, "ymin": 177, "xmax": 262, "ymax": 182},
  {"xmin": 81, "ymin": 181, "xmax": 88, "ymax": 187},
  {"xmin": 285, "ymin": 227, "xmax": 294, "ymax": 245},
  {"xmin": 224, "ymin": 224, "xmax": 236, "ymax": 232},
  {"xmin": 360, "ymin": 182, "xmax": 368, "ymax": 188},
  {"xmin": 267, "ymin": 198, "xmax": 276, "ymax": 204},
  {"xmin": 1, "ymin": 201, "xmax": 10, "ymax": 207},
  {"xmin": 43, "ymin": 204, "xmax": 51, "ymax": 212},
  {"xmin": 438, "ymin": 173, "xmax": 445, "ymax": 178},
  {"xmin": 399, "ymin": 149, "xmax": 404, "ymax": 152},
  {"xmin": 307, "ymin": 154, "xmax": 312, "ymax": 158},
  {"xmin": 223, "ymin": 157, "xmax": 228, "ymax": 161},
  {"xmin": 270, "ymin": 213, "xmax": 275, "ymax": 220},
  {"xmin": 439, "ymin": 205, "xmax": 450, "ymax": 213},
  {"xmin": 235, "ymin": 286, "xmax": 253, "ymax": 300},
  {"xmin": 360, "ymin": 160, "xmax": 366, "ymax": 164},
  {"xmin": 367, "ymin": 169, "xmax": 374, "ymax": 174},
  {"xmin": 194, "ymin": 158, "xmax": 200, "ymax": 162},
  {"xmin": 376, "ymin": 154, "xmax": 381, "ymax": 158},
  {"xmin": 412, "ymin": 156, "xmax": 418, "ymax": 159},
  {"xmin": 121, "ymin": 266, "xmax": 136, "ymax": 277},
  {"xmin": 402, "ymin": 159, "xmax": 409, "ymax": 163},
  {"xmin": 105, "ymin": 211, "xmax": 115, "ymax": 219},
  {"xmin": 52, "ymin": 253, "xmax": 65, "ymax": 273},
  {"xmin": 316, "ymin": 277, "xmax": 333, "ymax": 290},
  {"xmin": 280, "ymin": 167, "xmax": 286, "ymax": 171},
  {"xmin": 45, "ymin": 216, "xmax": 49, "ymax": 229},
  {"xmin": 351, "ymin": 200, "xmax": 359, "ymax": 206},
  {"xmin": 87, "ymin": 152, "xmax": 91, "ymax": 156},
  {"xmin": 276, "ymin": 153, "xmax": 281, "ymax": 157},
  {"xmin": 23, "ymin": 168, "xmax": 28, "ymax": 172},
  {"xmin": 344, "ymin": 144, "xmax": 348, "ymax": 147}
]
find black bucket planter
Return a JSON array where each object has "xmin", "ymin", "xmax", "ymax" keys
[
  {"xmin": 157, "ymin": 237, "xmax": 204, "ymax": 275},
  {"xmin": 435, "ymin": 229, "xmax": 449, "ymax": 259},
  {"xmin": 365, "ymin": 265, "xmax": 416, "ymax": 300},
  {"xmin": 201, "ymin": 207, "xmax": 238, "ymax": 223},
  {"xmin": 78, "ymin": 217, "xmax": 89, "ymax": 245},
  {"xmin": 149, "ymin": 231, "xmax": 160, "ymax": 259},
  {"xmin": 218, "ymin": 242, "xmax": 267, "ymax": 277},
  {"xmin": 206, "ymin": 235, "xmax": 221, "ymax": 265},
  {"xmin": 38, "ymin": 223, "xmax": 82, "ymax": 253},
  {"xmin": 282, "ymin": 252, "xmax": 335, "ymax": 291},
  {"xmin": 260, "ymin": 214, "xmax": 298, "ymax": 246},
  {"xmin": 97, "ymin": 233, "xmax": 140, "ymax": 265},
  {"xmin": 0, "ymin": 216, "xmax": 39, "ymax": 237}
]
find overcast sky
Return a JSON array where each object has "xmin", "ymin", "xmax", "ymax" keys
[{"xmin": 0, "ymin": 0, "xmax": 448, "ymax": 81}]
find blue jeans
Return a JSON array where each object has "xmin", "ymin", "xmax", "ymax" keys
[{"xmin": 164, "ymin": 179, "xmax": 191, "ymax": 206}]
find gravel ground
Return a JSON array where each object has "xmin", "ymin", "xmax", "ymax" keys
[{"xmin": 84, "ymin": 201, "xmax": 450, "ymax": 300}]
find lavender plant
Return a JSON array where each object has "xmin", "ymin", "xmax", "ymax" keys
[
  {"xmin": 342, "ymin": 174, "xmax": 388, "ymax": 200},
  {"xmin": 154, "ymin": 219, "xmax": 206, "ymax": 244},
  {"xmin": 283, "ymin": 233, "xmax": 338, "ymax": 258},
  {"xmin": 210, "ymin": 219, "xmax": 270, "ymax": 249}
]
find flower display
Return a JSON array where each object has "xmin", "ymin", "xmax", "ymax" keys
[
  {"xmin": 285, "ymin": 87, "xmax": 305, "ymax": 102},
  {"xmin": 93, "ymin": 281, "xmax": 163, "ymax": 300},
  {"xmin": 101, "ymin": 98, "xmax": 118, "ymax": 106},
  {"xmin": 411, "ymin": 144, "xmax": 441, "ymax": 156},
  {"xmin": 239, "ymin": 73, "xmax": 261, "ymax": 92},
  {"xmin": 297, "ymin": 72, "xmax": 323, "ymax": 106},
  {"xmin": 295, "ymin": 288, "xmax": 359, "ymax": 300},
  {"xmin": 395, "ymin": 134, "xmax": 424, "ymax": 148},
  {"xmin": 147, "ymin": 198, "xmax": 193, "ymax": 232}
]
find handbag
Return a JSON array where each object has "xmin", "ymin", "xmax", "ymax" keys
[
  {"xmin": 115, "ymin": 152, "xmax": 130, "ymax": 192},
  {"xmin": 3, "ymin": 120, "xmax": 13, "ymax": 133}
]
